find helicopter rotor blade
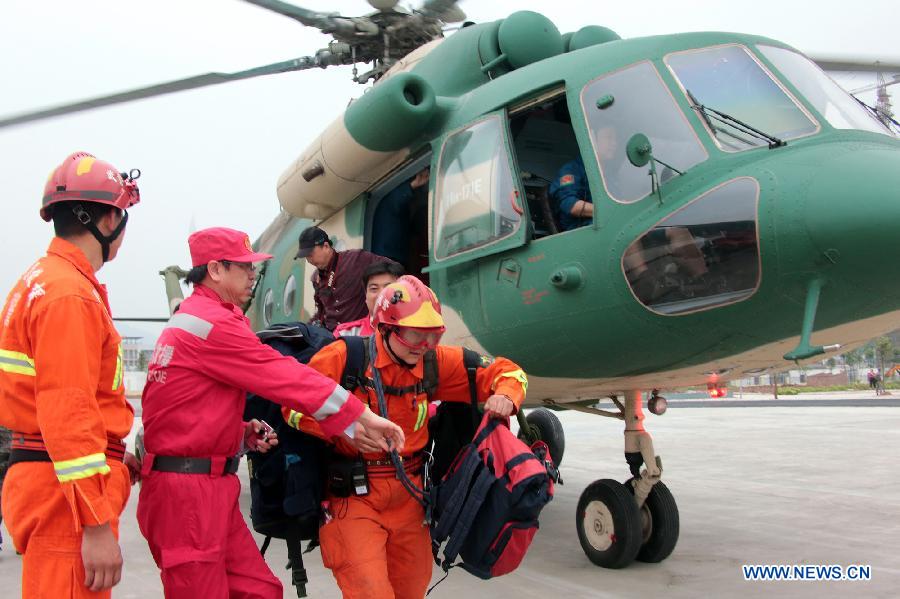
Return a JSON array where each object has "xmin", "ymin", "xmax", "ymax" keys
[
  {"xmin": 417, "ymin": 0, "xmax": 466, "ymax": 23},
  {"xmin": 811, "ymin": 56, "xmax": 900, "ymax": 73},
  {"xmin": 242, "ymin": 0, "xmax": 378, "ymax": 36},
  {"xmin": 113, "ymin": 317, "xmax": 170, "ymax": 323},
  {"xmin": 0, "ymin": 55, "xmax": 329, "ymax": 130},
  {"xmin": 242, "ymin": 0, "xmax": 342, "ymax": 28},
  {"xmin": 850, "ymin": 75, "xmax": 900, "ymax": 95}
]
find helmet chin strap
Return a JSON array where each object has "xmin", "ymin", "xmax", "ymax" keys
[{"xmin": 72, "ymin": 205, "xmax": 128, "ymax": 263}]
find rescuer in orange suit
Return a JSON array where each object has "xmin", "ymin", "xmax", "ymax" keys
[
  {"xmin": 284, "ymin": 275, "xmax": 529, "ymax": 599},
  {"xmin": 0, "ymin": 152, "xmax": 143, "ymax": 598}
]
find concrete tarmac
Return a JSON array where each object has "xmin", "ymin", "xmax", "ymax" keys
[{"xmin": 2, "ymin": 399, "xmax": 898, "ymax": 598}]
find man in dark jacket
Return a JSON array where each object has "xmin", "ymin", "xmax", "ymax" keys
[{"xmin": 295, "ymin": 226, "xmax": 392, "ymax": 331}]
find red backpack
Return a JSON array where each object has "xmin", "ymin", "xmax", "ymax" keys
[{"xmin": 430, "ymin": 413, "xmax": 556, "ymax": 581}]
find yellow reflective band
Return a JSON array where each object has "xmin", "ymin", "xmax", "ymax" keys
[
  {"xmin": 112, "ymin": 344, "xmax": 124, "ymax": 390},
  {"xmin": 414, "ymin": 400, "xmax": 428, "ymax": 432},
  {"xmin": 498, "ymin": 369, "xmax": 529, "ymax": 394},
  {"xmin": 53, "ymin": 453, "xmax": 110, "ymax": 483},
  {"xmin": 287, "ymin": 410, "xmax": 304, "ymax": 430},
  {"xmin": 0, "ymin": 349, "xmax": 36, "ymax": 376}
]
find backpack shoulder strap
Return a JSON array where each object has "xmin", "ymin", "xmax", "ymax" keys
[
  {"xmin": 422, "ymin": 349, "xmax": 439, "ymax": 400},
  {"xmin": 461, "ymin": 348, "xmax": 482, "ymax": 427},
  {"xmin": 340, "ymin": 336, "xmax": 370, "ymax": 392}
]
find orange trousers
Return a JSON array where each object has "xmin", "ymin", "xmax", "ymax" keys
[
  {"xmin": 319, "ymin": 474, "xmax": 433, "ymax": 599},
  {"xmin": 1, "ymin": 460, "xmax": 130, "ymax": 599}
]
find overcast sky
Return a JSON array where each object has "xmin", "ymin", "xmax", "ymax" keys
[{"xmin": 1, "ymin": 0, "xmax": 896, "ymax": 331}]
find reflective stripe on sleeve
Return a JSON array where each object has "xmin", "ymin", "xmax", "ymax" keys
[
  {"xmin": 53, "ymin": 453, "xmax": 110, "ymax": 483},
  {"xmin": 112, "ymin": 344, "xmax": 124, "ymax": 390},
  {"xmin": 497, "ymin": 369, "xmax": 529, "ymax": 394},
  {"xmin": 166, "ymin": 313, "xmax": 213, "ymax": 340},
  {"xmin": 287, "ymin": 410, "xmax": 303, "ymax": 429},
  {"xmin": 312, "ymin": 386, "xmax": 349, "ymax": 420},
  {"xmin": 0, "ymin": 349, "xmax": 36, "ymax": 376}
]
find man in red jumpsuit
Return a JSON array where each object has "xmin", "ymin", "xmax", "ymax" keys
[
  {"xmin": 285, "ymin": 275, "xmax": 529, "ymax": 598},
  {"xmin": 137, "ymin": 227, "xmax": 404, "ymax": 599}
]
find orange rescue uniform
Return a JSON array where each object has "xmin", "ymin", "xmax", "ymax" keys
[
  {"xmin": 0, "ymin": 238, "xmax": 133, "ymax": 598},
  {"xmin": 284, "ymin": 334, "xmax": 527, "ymax": 599}
]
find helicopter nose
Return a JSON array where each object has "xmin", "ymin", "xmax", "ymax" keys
[{"xmin": 803, "ymin": 146, "xmax": 900, "ymax": 284}]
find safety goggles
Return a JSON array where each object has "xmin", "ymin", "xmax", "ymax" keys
[{"xmin": 391, "ymin": 326, "xmax": 445, "ymax": 350}]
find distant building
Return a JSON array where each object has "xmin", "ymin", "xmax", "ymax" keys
[
  {"xmin": 115, "ymin": 322, "xmax": 161, "ymax": 397},
  {"xmin": 122, "ymin": 336, "xmax": 142, "ymax": 371}
]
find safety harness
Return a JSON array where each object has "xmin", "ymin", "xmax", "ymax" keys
[{"xmin": 358, "ymin": 333, "xmax": 482, "ymax": 521}]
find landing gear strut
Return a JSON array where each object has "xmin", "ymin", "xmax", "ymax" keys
[{"xmin": 575, "ymin": 390, "xmax": 679, "ymax": 568}]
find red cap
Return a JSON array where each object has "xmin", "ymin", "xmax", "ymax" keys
[{"xmin": 188, "ymin": 227, "xmax": 273, "ymax": 267}]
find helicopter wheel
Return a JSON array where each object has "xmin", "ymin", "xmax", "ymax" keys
[
  {"xmin": 576, "ymin": 479, "xmax": 642, "ymax": 568},
  {"xmin": 517, "ymin": 407, "xmax": 565, "ymax": 467},
  {"xmin": 624, "ymin": 478, "xmax": 680, "ymax": 563}
]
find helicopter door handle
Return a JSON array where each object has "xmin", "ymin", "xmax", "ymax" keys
[{"xmin": 498, "ymin": 259, "xmax": 521, "ymax": 287}]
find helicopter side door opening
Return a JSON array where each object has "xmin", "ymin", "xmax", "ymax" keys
[
  {"xmin": 507, "ymin": 90, "xmax": 580, "ymax": 239},
  {"xmin": 366, "ymin": 152, "xmax": 433, "ymax": 281}
]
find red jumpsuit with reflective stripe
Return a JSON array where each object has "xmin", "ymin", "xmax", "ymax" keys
[
  {"xmin": 137, "ymin": 284, "xmax": 364, "ymax": 599},
  {"xmin": 0, "ymin": 238, "xmax": 133, "ymax": 599},
  {"xmin": 287, "ymin": 333, "xmax": 528, "ymax": 599}
]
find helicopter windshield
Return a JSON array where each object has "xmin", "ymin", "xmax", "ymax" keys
[
  {"xmin": 580, "ymin": 61, "xmax": 708, "ymax": 203},
  {"xmin": 666, "ymin": 45, "xmax": 818, "ymax": 152},
  {"xmin": 757, "ymin": 45, "xmax": 894, "ymax": 136}
]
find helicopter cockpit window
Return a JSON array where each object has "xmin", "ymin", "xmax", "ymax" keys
[
  {"xmin": 666, "ymin": 45, "xmax": 818, "ymax": 151},
  {"xmin": 434, "ymin": 116, "xmax": 522, "ymax": 260},
  {"xmin": 623, "ymin": 177, "xmax": 760, "ymax": 315},
  {"xmin": 580, "ymin": 61, "xmax": 708, "ymax": 204},
  {"xmin": 757, "ymin": 45, "xmax": 893, "ymax": 136}
]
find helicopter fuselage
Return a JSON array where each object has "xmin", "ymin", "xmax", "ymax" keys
[{"xmin": 251, "ymin": 22, "xmax": 900, "ymax": 405}]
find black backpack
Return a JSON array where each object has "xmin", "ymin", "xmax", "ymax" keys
[{"xmin": 244, "ymin": 322, "xmax": 337, "ymax": 598}]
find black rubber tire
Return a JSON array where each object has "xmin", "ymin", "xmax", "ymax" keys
[
  {"xmin": 624, "ymin": 478, "xmax": 680, "ymax": 563},
  {"xmin": 517, "ymin": 407, "xmax": 565, "ymax": 467},
  {"xmin": 576, "ymin": 479, "xmax": 642, "ymax": 569}
]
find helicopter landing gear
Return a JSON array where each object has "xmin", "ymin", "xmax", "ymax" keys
[
  {"xmin": 575, "ymin": 390, "xmax": 679, "ymax": 568},
  {"xmin": 624, "ymin": 477, "xmax": 680, "ymax": 562},
  {"xmin": 517, "ymin": 407, "xmax": 565, "ymax": 467},
  {"xmin": 576, "ymin": 479, "xmax": 642, "ymax": 568}
]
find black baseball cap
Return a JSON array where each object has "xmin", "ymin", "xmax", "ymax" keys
[{"xmin": 295, "ymin": 226, "xmax": 330, "ymax": 258}]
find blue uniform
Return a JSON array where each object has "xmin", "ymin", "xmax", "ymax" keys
[{"xmin": 549, "ymin": 158, "xmax": 593, "ymax": 231}]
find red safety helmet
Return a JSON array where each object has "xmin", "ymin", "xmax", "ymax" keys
[
  {"xmin": 40, "ymin": 151, "xmax": 141, "ymax": 221},
  {"xmin": 373, "ymin": 275, "xmax": 446, "ymax": 333}
]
